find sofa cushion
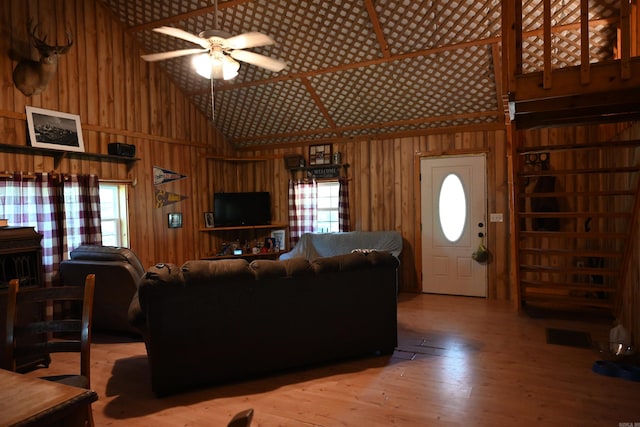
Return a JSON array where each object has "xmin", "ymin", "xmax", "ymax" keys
[
  {"xmin": 181, "ymin": 259, "xmax": 254, "ymax": 286},
  {"xmin": 249, "ymin": 260, "xmax": 287, "ymax": 280},
  {"xmin": 281, "ymin": 257, "xmax": 313, "ymax": 278},
  {"xmin": 311, "ymin": 256, "xmax": 341, "ymax": 273},
  {"xmin": 364, "ymin": 250, "xmax": 400, "ymax": 268},
  {"xmin": 338, "ymin": 252, "xmax": 374, "ymax": 271}
]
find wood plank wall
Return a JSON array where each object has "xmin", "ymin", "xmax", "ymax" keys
[
  {"xmin": 0, "ymin": 0, "xmax": 638, "ymax": 315},
  {"xmin": 0, "ymin": 0, "xmax": 231, "ymax": 273},
  {"xmin": 242, "ymin": 132, "xmax": 512, "ymax": 297}
]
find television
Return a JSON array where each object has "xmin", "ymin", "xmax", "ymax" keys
[{"xmin": 213, "ymin": 192, "xmax": 271, "ymax": 227}]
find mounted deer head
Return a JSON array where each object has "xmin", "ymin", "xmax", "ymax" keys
[{"xmin": 12, "ymin": 19, "xmax": 73, "ymax": 97}]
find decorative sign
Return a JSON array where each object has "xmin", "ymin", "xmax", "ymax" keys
[
  {"xmin": 155, "ymin": 189, "xmax": 188, "ymax": 208},
  {"xmin": 153, "ymin": 166, "xmax": 187, "ymax": 185},
  {"xmin": 306, "ymin": 165, "xmax": 341, "ymax": 179}
]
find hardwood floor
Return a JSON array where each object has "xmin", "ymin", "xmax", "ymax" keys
[{"xmin": 24, "ymin": 293, "xmax": 639, "ymax": 426}]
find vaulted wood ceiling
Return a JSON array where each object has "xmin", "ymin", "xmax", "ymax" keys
[{"xmin": 100, "ymin": 0, "xmax": 620, "ymax": 148}]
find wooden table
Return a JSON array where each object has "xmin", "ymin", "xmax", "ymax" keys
[{"xmin": 0, "ymin": 369, "xmax": 97, "ymax": 427}]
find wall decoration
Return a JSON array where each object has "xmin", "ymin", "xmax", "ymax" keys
[
  {"xmin": 168, "ymin": 212, "xmax": 182, "ymax": 228},
  {"xmin": 204, "ymin": 212, "xmax": 215, "ymax": 228},
  {"xmin": 306, "ymin": 165, "xmax": 341, "ymax": 179},
  {"xmin": 284, "ymin": 154, "xmax": 305, "ymax": 169},
  {"xmin": 153, "ymin": 166, "xmax": 187, "ymax": 185},
  {"xmin": 308, "ymin": 144, "xmax": 332, "ymax": 166},
  {"xmin": 271, "ymin": 229, "xmax": 286, "ymax": 251},
  {"xmin": 13, "ymin": 19, "xmax": 73, "ymax": 97},
  {"xmin": 25, "ymin": 106, "xmax": 84, "ymax": 152},
  {"xmin": 155, "ymin": 189, "xmax": 188, "ymax": 208}
]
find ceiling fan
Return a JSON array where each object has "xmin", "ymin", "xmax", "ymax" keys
[{"xmin": 140, "ymin": 1, "xmax": 286, "ymax": 80}]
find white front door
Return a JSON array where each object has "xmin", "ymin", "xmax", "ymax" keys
[{"xmin": 421, "ymin": 154, "xmax": 487, "ymax": 297}]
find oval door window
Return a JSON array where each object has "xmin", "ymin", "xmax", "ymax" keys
[{"xmin": 439, "ymin": 173, "xmax": 466, "ymax": 242}]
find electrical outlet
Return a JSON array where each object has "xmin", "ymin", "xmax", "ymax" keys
[{"xmin": 490, "ymin": 213, "xmax": 504, "ymax": 222}]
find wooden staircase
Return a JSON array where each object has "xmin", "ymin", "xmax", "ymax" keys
[{"xmin": 515, "ymin": 140, "xmax": 640, "ymax": 312}]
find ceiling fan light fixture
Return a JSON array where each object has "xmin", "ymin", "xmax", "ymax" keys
[
  {"xmin": 221, "ymin": 55, "xmax": 240, "ymax": 80},
  {"xmin": 192, "ymin": 53, "xmax": 239, "ymax": 80}
]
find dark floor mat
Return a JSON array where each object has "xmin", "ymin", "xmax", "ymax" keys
[{"xmin": 546, "ymin": 328, "xmax": 592, "ymax": 349}]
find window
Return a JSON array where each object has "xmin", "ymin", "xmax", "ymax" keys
[
  {"xmin": 99, "ymin": 183, "xmax": 129, "ymax": 247},
  {"xmin": 438, "ymin": 173, "xmax": 466, "ymax": 242},
  {"xmin": 316, "ymin": 181, "xmax": 340, "ymax": 233}
]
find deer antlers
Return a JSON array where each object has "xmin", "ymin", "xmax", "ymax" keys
[
  {"xmin": 27, "ymin": 18, "xmax": 73, "ymax": 57},
  {"xmin": 12, "ymin": 18, "xmax": 73, "ymax": 97}
]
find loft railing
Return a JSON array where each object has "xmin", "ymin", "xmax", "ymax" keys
[{"xmin": 502, "ymin": 0, "xmax": 639, "ymax": 122}]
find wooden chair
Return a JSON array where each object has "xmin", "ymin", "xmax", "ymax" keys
[{"xmin": 3, "ymin": 274, "xmax": 96, "ymax": 390}]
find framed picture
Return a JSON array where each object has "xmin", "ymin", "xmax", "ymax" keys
[
  {"xmin": 271, "ymin": 229, "xmax": 286, "ymax": 251},
  {"xmin": 168, "ymin": 212, "xmax": 182, "ymax": 228},
  {"xmin": 308, "ymin": 144, "xmax": 332, "ymax": 166},
  {"xmin": 204, "ymin": 212, "xmax": 215, "ymax": 228},
  {"xmin": 263, "ymin": 237, "xmax": 276, "ymax": 251},
  {"xmin": 25, "ymin": 106, "xmax": 85, "ymax": 152}
]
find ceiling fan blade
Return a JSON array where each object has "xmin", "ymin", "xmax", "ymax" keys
[
  {"xmin": 230, "ymin": 50, "xmax": 286, "ymax": 72},
  {"xmin": 141, "ymin": 48, "xmax": 207, "ymax": 62},
  {"xmin": 225, "ymin": 32, "xmax": 275, "ymax": 50},
  {"xmin": 153, "ymin": 26, "xmax": 208, "ymax": 48}
]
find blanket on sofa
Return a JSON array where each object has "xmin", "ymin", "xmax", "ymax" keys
[{"xmin": 279, "ymin": 231, "xmax": 402, "ymax": 261}]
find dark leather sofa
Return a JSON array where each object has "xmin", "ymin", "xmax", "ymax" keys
[
  {"xmin": 128, "ymin": 251, "xmax": 399, "ymax": 396},
  {"xmin": 60, "ymin": 245, "xmax": 145, "ymax": 335}
]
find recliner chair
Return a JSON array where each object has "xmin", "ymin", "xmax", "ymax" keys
[{"xmin": 60, "ymin": 245, "xmax": 145, "ymax": 335}]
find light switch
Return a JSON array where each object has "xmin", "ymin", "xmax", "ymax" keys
[{"xmin": 490, "ymin": 213, "xmax": 504, "ymax": 223}]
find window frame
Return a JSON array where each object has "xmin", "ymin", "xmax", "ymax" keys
[
  {"xmin": 315, "ymin": 180, "xmax": 340, "ymax": 233},
  {"xmin": 99, "ymin": 182, "xmax": 129, "ymax": 247}
]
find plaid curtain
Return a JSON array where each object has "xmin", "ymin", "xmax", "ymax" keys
[
  {"xmin": 0, "ymin": 172, "xmax": 61, "ymax": 286},
  {"xmin": 338, "ymin": 177, "xmax": 350, "ymax": 232},
  {"xmin": 288, "ymin": 179, "xmax": 317, "ymax": 247},
  {"xmin": 63, "ymin": 174, "xmax": 102, "ymax": 256},
  {"xmin": 0, "ymin": 173, "xmax": 102, "ymax": 287}
]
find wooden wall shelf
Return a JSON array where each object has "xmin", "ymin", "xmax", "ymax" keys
[
  {"xmin": 199, "ymin": 222, "xmax": 288, "ymax": 232},
  {"xmin": 201, "ymin": 252, "xmax": 281, "ymax": 261},
  {"xmin": 0, "ymin": 143, "xmax": 139, "ymax": 170},
  {"xmin": 205, "ymin": 154, "xmax": 280, "ymax": 162},
  {"xmin": 199, "ymin": 223, "xmax": 289, "ymax": 260}
]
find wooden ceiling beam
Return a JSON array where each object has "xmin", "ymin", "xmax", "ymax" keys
[
  {"xmin": 300, "ymin": 77, "xmax": 338, "ymax": 131},
  {"xmin": 230, "ymin": 110, "xmax": 500, "ymax": 144},
  {"xmin": 363, "ymin": 0, "xmax": 390, "ymax": 58},
  {"xmin": 233, "ymin": 122, "xmax": 505, "ymax": 150}
]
